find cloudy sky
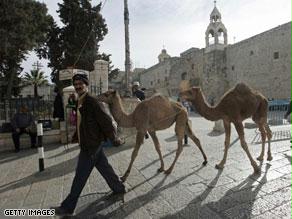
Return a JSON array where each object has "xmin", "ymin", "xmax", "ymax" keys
[{"xmin": 22, "ymin": 0, "xmax": 291, "ymax": 78}]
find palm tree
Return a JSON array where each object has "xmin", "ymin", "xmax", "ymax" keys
[{"xmin": 22, "ymin": 69, "xmax": 49, "ymax": 98}]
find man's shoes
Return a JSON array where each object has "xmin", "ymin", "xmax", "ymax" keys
[
  {"xmin": 31, "ymin": 145, "xmax": 36, "ymax": 149},
  {"xmin": 50, "ymin": 206, "xmax": 73, "ymax": 216},
  {"xmin": 14, "ymin": 149, "xmax": 20, "ymax": 153}
]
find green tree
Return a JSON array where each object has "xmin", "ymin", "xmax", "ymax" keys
[
  {"xmin": 36, "ymin": 22, "xmax": 63, "ymax": 84},
  {"xmin": 38, "ymin": 0, "xmax": 111, "ymax": 88},
  {"xmin": 0, "ymin": 0, "xmax": 53, "ymax": 99},
  {"xmin": 22, "ymin": 69, "xmax": 49, "ymax": 98}
]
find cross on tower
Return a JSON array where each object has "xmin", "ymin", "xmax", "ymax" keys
[
  {"xmin": 32, "ymin": 61, "xmax": 43, "ymax": 71},
  {"xmin": 214, "ymin": 0, "xmax": 217, "ymax": 6}
]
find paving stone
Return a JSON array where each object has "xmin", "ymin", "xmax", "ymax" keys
[
  {"xmin": 227, "ymin": 186, "xmax": 266, "ymax": 203},
  {"xmin": 222, "ymin": 198, "xmax": 275, "ymax": 218},
  {"xmin": 273, "ymin": 164, "xmax": 291, "ymax": 174},
  {"xmin": 0, "ymin": 116, "xmax": 290, "ymax": 219},
  {"xmin": 263, "ymin": 187, "xmax": 291, "ymax": 208},
  {"xmin": 270, "ymin": 201, "xmax": 291, "ymax": 218},
  {"xmin": 251, "ymin": 211, "xmax": 279, "ymax": 219},
  {"xmin": 23, "ymin": 192, "xmax": 46, "ymax": 206},
  {"xmin": 260, "ymin": 178, "xmax": 291, "ymax": 194},
  {"xmin": 159, "ymin": 184, "xmax": 195, "ymax": 210},
  {"xmin": 163, "ymin": 203, "xmax": 223, "ymax": 219}
]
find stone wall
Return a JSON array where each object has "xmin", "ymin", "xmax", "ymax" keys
[
  {"xmin": 139, "ymin": 22, "xmax": 291, "ymax": 101},
  {"xmin": 226, "ymin": 22, "xmax": 291, "ymax": 99},
  {"xmin": 140, "ymin": 57, "xmax": 180, "ymax": 91},
  {"xmin": 202, "ymin": 49, "xmax": 229, "ymax": 103}
]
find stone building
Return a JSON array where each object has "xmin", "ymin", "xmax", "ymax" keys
[
  {"xmin": 138, "ymin": 4, "xmax": 291, "ymax": 102},
  {"xmin": 109, "ymin": 68, "xmax": 145, "ymax": 91}
]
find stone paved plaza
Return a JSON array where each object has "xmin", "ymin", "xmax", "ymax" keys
[{"xmin": 0, "ymin": 113, "xmax": 291, "ymax": 218}]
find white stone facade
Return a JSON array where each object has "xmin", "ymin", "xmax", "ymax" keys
[
  {"xmin": 90, "ymin": 60, "xmax": 109, "ymax": 95},
  {"xmin": 226, "ymin": 22, "xmax": 291, "ymax": 99},
  {"xmin": 20, "ymin": 84, "xmax": 55, "ymax": 100},
  {"xmin": 138, "ymin": 6, "xmax": 291, "ymax": 102}
]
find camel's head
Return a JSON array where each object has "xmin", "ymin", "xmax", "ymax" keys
[
  {"xmin": 97, "ymin": 89, "xmax": 118, "ymax": 104},
  {"xmin": 179, "ymin": 87, "xmax": 201, "ymax": 101}
]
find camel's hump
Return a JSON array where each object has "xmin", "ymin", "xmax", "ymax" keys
[
  {"xmin": 234, "ymin": 83, "xmax": 252, "ymax": 94},
  {"xmin": 149, "ymin": 94, "xmax": 168, "ymax": 100}
]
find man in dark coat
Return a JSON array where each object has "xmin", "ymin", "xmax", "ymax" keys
[
  {"xmin": 132, "ymin": 81, "xmax": 145, "ymax": 101},
  {"xmin": 51, "ymin": 74, "xmax": 125, "ymax": 216},
  {"xmin": 11, "ymin": 105, "xmax": 37, "ymax": 152},
  {"xmin": 53, "ymin": 87, "xmax": 64, "ymax": 121}
]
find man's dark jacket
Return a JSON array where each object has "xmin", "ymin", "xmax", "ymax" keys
[
  {"xmin": 133, "ymin": 89, "xmax": 145, "ymax": 101},
  {"xmin": 78, "ymin": 93, "xmax": 117, "ymax": 155}
]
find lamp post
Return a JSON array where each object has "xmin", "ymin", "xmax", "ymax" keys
[{"xmin": 124, "ymin": 0, "xmax": 131, "ymax": 94}]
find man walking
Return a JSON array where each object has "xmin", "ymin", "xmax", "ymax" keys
[{"xmin": 52, "ymin": 74, "xmax": 125, "ymax": 216}]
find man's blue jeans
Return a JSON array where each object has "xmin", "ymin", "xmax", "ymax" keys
[{"xmin": 61, "ymin": 148, "xmax": 125, "ymax": 213}]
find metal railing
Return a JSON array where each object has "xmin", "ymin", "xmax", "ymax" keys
[
  {"xmin": 267, "ymin": 100, "xmax": 290, "ymax": 126},
  {"xmin": 0, "ymin": 97, "xmax": 54, "ymax": 122}
]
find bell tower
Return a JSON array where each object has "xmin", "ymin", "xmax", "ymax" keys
[{"xmin": 205, "ymin": 1, "xmax": 228, "ymax": 52}]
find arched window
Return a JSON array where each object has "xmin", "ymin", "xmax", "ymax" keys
[
  {"xmin": 181, "ymin": 72, "xmax": 187, "ymax": 80},
  {"xmin": 218, "ymin": 29, "xmax": 224, "ymax": 44},
  {"xmin": 208, "ymin": 29, "xmax": 215, "ymax": 45}
]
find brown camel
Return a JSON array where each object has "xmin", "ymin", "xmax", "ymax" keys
[
  {"xmin": 97, "ymin": 90, "xmax": 207, "ymax": 182},
  {"xmin": 179, "ymin": 83, "xmax": 272, "ymax": 174}
]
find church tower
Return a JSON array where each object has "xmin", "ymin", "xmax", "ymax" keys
[
  {"xmin": 205, "ymin": 1, "xmax": 227, "ymax": 52},
  {"xmin": 158, "ymin": 48, "xmax": 171, "ymax": 63},
  {"xmin": 203, "ymin": 1, "xmax": 229, "ymax": 132}
]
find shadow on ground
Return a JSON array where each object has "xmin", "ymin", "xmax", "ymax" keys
[
  {"xmin": 73, "ymin": 163, "xmax": 270, "ymax": 219},
  {"xmin": 0, "ymin": 155, "xmax": 78, "ymax": 194},
  {"xmin": 0, "ymin": 144, "xmax": 66, "ymax": 165}
]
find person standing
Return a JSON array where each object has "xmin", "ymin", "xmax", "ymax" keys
[
  {"xmin": 177, "ymin": 98, "xmax": 189, "ymax": 145},
  {"xmin": 132, "ymin": 81, "xmax": 145, "ymax": 101},
  {"xmin": 132, "ymin": 81, "xmax": 149, "ymax": 139},
  {"xmin": 284, "ymin": 100, "xmax": 291, "ymax": 120},
  {"xmin": 53, "ymin": 87, "xmax": 64, "ymax": 121},
  {"xmin": 284, "ymin": 100, "xmax": 292, "ymax": 144},
  {"xmin": 11, "ymin": 105, "xmax": 37, "ymax": 152},
  {"xmin": 51, "ymin": 74, "xmax": 125, "ymax": 216}
]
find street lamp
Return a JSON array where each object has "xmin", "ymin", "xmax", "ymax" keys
[{"xmin": 124, "ymin": 0, "xmax": 131, "ymax": 94}]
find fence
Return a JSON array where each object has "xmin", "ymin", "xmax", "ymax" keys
[
  {"xmin": 267, "ymin": 100, "xmax": 290, "ymax": 125},
  {"xmin": 0, "ymin": 97, "xmax": 54, "ymax": 123}
]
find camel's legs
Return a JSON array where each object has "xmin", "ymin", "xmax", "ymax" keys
[
  {"xmin": 265, "ymin": 123, "xmax": 273, "ymax": 161},
  {"xmin": 149, "ymin": 131, "xmax": 165, "ymax": 172},
  {"xmin": 234, "ymin": 122, "xmax": 260, "ymax": 174},
  {"xmin": 256, "ymin": 123, "xmax": 266, "ymax": 161},
  {"xmin": 121, "ymin": 131, "xmax": 145, "ymax": 182},
  {"xmin": 164, "ymin": 116, "xmax": 185, "ymax": 174},
  {"xmin": 215, "ymin": 120, "xmax": 231, "ymax": 169},
  {"xmin": 185, "ymin": 122, "xmax": 207, "ymax": 165}
]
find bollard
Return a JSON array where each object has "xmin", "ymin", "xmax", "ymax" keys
[{"xmin": 37, "ymin": 122, "xmax": 45, "ymax": 172}]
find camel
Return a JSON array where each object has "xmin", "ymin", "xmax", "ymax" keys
[
  {"xmin": 97, "ymin": 90, "xmax": 208, "ymax": 182},
  {"xmin": 179, "ymin": 83, "xmax": 272, "ymax": 174}
]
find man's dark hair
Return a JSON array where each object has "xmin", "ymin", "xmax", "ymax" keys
[{"xmin": 72, "ymin": 74, "xmax": 89, "ymax": 85}]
